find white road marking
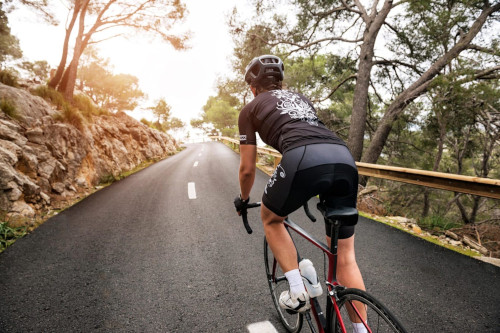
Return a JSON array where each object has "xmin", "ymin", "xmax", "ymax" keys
[
  {"xmin": 247, "ymin": 321, "xmax": 278, "ymax": 333},
  {"xmin": 188, "ymin": 182, "xmax": 196, "ymax": 199},
  {"xmin": 193, "ymin": 161, "xmax": 199, "ymax": 167}
]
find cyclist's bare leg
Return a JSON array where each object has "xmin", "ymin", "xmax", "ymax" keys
[
  {"xmin": 261, "ymin": 203, "xmax": 298, "ymax": 273},
  {"xmin": 327, "ymin": 235, "xmax": 367, "ymax": 323}
]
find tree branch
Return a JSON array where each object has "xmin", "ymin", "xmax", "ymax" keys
[
  {"xmin": 466, "ymin": 44, "xmax": 500, "ymax": 56},
  {"xmin": 312, "ymin": 4, "xmax": 357, "ymax": 17},
  {"xmin": 87, "ymin": 33, "xmax": 125, "ymax": 45},
  {"xmin": 352, "ymin": 0, "xmax": 370, "ymax": 23},
  {"xmin": 370, "ymin": 79, "xmax": 389, "ymax": 105},
  {"xmin": 248, "ymin": 33, "xmax": 363, "ymax": 54},
  {"xmin": 370, "ymin": 0, "xmax": 380, "ymax": 20},
  {"xmin": 373, "ymin": 59, "xmax": 424, "ymax": 75},
  {"xmin": 316, "ymin": 74, "xmax": 357, "ymax": 103}
]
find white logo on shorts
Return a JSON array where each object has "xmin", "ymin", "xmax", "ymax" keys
[
  {"xmin": 265, "ymin": 164, "xmax": 286, "ymax": 194},
  {"xmin": 240, "ymin": 135, "xmax": 247, "ymax": 141}
]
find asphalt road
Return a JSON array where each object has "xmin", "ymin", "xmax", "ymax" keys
[{"xmin": 1, "ymin": 142, "xmax": 499, "ymax": 333}]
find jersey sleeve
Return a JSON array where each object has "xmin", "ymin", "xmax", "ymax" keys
[{"xmin": 238, "ymin": 106, "xmax": 257, "ymax": 145}]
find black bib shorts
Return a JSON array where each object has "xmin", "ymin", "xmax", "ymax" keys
[{"xmin": 262, "ymin": 143, "xmax": 358, "ymax": 239}]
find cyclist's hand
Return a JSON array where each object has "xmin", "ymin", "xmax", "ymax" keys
[{"xmin": 234, "ymin": 195, "xmax": 249, "ymax": 216}]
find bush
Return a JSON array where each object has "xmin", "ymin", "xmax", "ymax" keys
[
  {"xmin": 31, "ymin": 85, "xmax": 68, "ymax": 110},
  {"xmin": 0, "ymin": 221, "xmax": 27, "ymax": 253},
  {"xmin": 418, "ymin": 214, "xmax": 462, "ymax": 231},
  {"xmin": 0, "ymin": 97, "xmax": 18, "ymax": 118},
  {"xmin": 31, "ymin": 86, "xmax": 88, "ymax": 130},
  {"xmin": 0, "ymin": 69, "xmax": 19, "ymax": 87},
  {"xmin": 57, "ymin": 103, "xmax": 84, "ymax": 131},
  {"xmin": 72, "ymin": 94, "xmax": 95, "ymax": 118},
  {"xmin": 72, "ymin": 93, "xmax": 109, "ymax": 118}
]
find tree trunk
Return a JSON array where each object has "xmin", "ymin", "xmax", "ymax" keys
[
  {"xmin": 58, "ymin": 0, "xmax": 90, "ymax": 100},
  {"xmin": 348, "ymin": 44, "xmax": 372, "ymax": 161},
  {"xmin": 348, "ymin": 0, "xmax": 393, "ymax": 161},
  {"xmin": 61, "ymin": 53, "xmax": 82, "ymax": 100},
  {"xmin": 361, "ymin": 2, "xmax": 500, "ymax": 164},
  {"xmin": 48, "ymin": 1, "xmax": 82, "ymax": 89},
  {"xmin": 423, "ymin": 115, "xmax": 446, "ymax": 217}
]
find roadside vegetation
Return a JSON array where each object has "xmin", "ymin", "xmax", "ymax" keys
[
  {"xmin": 0, "ymin": 96, "xmax": 18, "ymax": 118},
  {"xmin": 0, "ymin": 221, "xmax": 27, "ymax": 254}
]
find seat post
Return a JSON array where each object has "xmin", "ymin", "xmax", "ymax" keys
[{"xmin": 328, "ymin": 219, "xmax": 341, "ymax": 283}]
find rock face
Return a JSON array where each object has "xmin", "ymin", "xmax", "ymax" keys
[{"xmin": 0, "ymin": 83, "xmax": 177, "ymax": 224}]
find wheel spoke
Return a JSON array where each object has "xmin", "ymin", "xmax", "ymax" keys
[
  {"xmin": 264, "ymin": 238, "xmax": 303, "ymax": 332},
  {"xmin": 332, "ymin": 289, "xmax": 407, "ymax": 333}
]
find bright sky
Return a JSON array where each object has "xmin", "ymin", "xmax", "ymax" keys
[{"xmin": 8, "ymin": 0, "xmax": 253, "ymax": 125}]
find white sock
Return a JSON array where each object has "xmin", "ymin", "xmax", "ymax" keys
[
  {"xmin": 284, "ymin": 269, "xmax": 306, "ymax": 295},
  {"xmin": 352, "ymin": 322, "xmax": 368, "ymax": 333}
]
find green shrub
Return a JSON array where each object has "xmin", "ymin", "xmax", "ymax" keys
[
  {"xmin": 73, "ymin": 94, "xmax": 96, "ymax": 119},
  {"xmin": 418, "ymin": 214, "xmax": 462, "ymax": 231},
  {"xmin": 60, "ymin": 103, "xmax": 84, "ymax": 131},
  {"xmin": 73, "ymin": 94, "xmax": 108, "ymax": 118},
  {"xmin": 0, "ymin": 221, "xmax": 27, "ymax": 253},
  {"xmin": 0, "ymin": 69, "xmax": 19, "ymax": 87},
  {"xmin": 99, "ymin": 173, "xmax": 117, "ymax": 184},
  {"xmin": 31, "ymin": 85, "xmax": 68, "ymax": 110},
  {"xmin": 0, "ymin": 97, "xmax": 18, "ymax": 118},
  {"xmin": 31, "ymin": 86, "xmax": 87, "ymax": 130}
]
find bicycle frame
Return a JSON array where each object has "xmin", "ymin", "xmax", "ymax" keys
[
  {"xmin": 242, "ymin": 202, "xmax": 370, "ymax": 333},
  {"xmin": 271, "ymin": 217, "xmax": 367, "ymax": 333}
]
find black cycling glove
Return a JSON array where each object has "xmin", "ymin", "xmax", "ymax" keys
[{"xmin": 234, "ymin": 195, "xmax": 250, "ymax": 213}]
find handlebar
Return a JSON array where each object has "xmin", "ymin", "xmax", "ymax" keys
[
  {"xmin": 241, "ymin": 202, "xmax": 261, "ymax": 234},
  {"xmin": 240, "ymin": 201, "xmax": 316, "ymax": 234}
]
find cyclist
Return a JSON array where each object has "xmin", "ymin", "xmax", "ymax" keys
[{"xmin": 234, "ymin": 55, "xmax": 366, "ymax": 316}]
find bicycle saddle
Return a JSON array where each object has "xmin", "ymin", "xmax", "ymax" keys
[{"xmin": 317, "ymin": 204, "xmax": 358, "ymax": 225}]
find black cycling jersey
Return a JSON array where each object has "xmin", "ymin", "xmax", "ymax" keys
[
  {"xmin": 238, "ymin": 89, "xmax": 358, "ymax": 238},
  {"xmin": 238, "ymin": 90, "xmax": 346, "ymax": 153}
]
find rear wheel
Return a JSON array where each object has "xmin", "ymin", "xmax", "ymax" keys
[
  {"xmin": 264, "ymin": 237, "xmax": 303, "ymax": 333},
  {"xmin": 330, "ymin": 288, "xmax": 407, "ymax": 333}
]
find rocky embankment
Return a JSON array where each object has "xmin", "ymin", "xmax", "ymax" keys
[{"xmin": 0, "ymin": 83, "xmax": 177, "ymax": 226}]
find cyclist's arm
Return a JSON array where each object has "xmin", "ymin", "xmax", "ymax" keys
[
  {"xmin": 238, "ymin": 104, "xmax": 258, "ymax": 200},
  {"xmin": 239, "ymin": 144, "xmax": 256, "ymax": 200}
]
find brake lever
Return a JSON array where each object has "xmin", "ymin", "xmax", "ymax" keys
[{"xmin": 304, "ymin": 202, "xmax": 317, "ymax": 222}]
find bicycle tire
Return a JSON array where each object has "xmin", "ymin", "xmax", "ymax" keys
[
  {"xmin": 264, "ymin": 237, "xmax": 303, "ymax": 333},
  {"xmin": 329, "ymin": 288, "xmax": 407, "ymax": 333}
]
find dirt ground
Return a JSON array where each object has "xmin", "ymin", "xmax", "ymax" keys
[{"xmin": 451, "ymin": 223, "xmax": 500, "ymax": 258}]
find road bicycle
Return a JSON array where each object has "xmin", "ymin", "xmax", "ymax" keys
[{"xmin": 240, "ymin": 201, "xmax": 407, "ymax": 333}]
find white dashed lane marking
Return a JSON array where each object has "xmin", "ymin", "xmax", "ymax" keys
[
  {"xmin": 193, "ymin": 161, "xmax": 199, "ymax": 167},
  {"xmin": 188, "ymin": 182, "xmax": 196, "ymax": 199},
  {"xmin": 247, "ymin": 321, "xmax": 278, "ymax": 333}
]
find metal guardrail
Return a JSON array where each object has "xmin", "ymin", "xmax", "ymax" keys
[
  {"xmin": 356, "ymin": 163, "xmax": 500, "ymax": 200},
  {"xmin": 211, "ymin": 136, "xmax": 500, "ymax": 200}
]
